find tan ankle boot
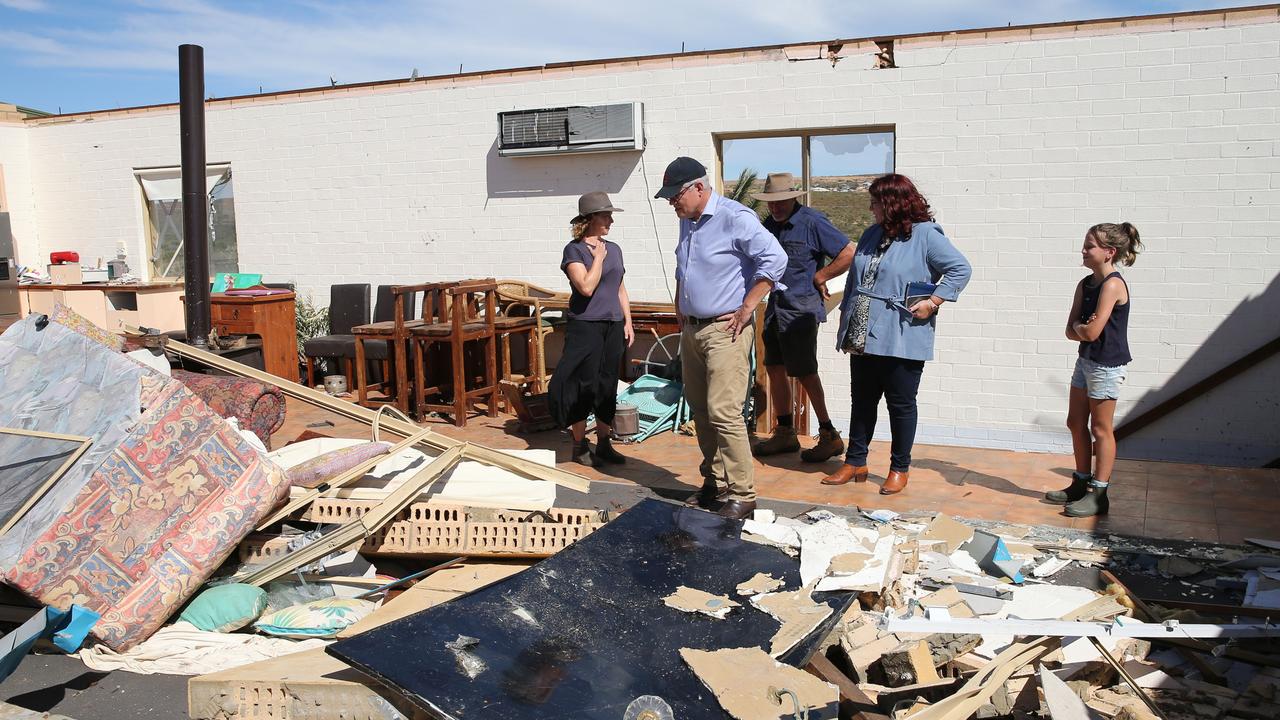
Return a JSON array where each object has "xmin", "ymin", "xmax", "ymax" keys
[
  {"xmin": 801, "ymin": 427, "xmax": 845, "ymax": 463},
  {"xmin": 752, "ymin": 425, "xmax": 800, "ymax": 456},
  {"xmin": 821, "ymin": 464, "xmax": 868, "ymax": 485},
  {"xmin": 881, "ymin": 469, "xmax": 909, "ymax": 495}
]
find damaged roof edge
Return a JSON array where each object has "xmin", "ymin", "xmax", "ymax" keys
[{"xmin": 23, "ymin": 2, "xmax": 1280, "ymax": 125}]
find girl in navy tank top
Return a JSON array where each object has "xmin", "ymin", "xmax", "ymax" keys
[{"xmin": 1044, "ymin": 223, "xmax": 1143, "ymax": 518}]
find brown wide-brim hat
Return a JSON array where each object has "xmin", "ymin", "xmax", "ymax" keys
[
  {"xmin": 750, "ymin": 172, "xmax": 805, "ymax": 202},
  {"xmin": 571, "ymin": 191, "xmax": 624, "ymax": 223}
]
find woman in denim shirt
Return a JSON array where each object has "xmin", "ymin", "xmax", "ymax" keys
[{"xmin": 822, "ymin": 175, "xmax": 971, "ymax": 495}]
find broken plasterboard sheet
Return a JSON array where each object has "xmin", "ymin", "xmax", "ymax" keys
[
  {"xmin": 816, "ymin": 532, "xmax": 895, "ymax": 593},
  {"xmin": 1039, "ymin": 665, "xmax": 1092, "ymax": 720},
  {"xmin": 751, "ymin": 509, "xmax": 776, "ymax": 523},
  {"xmin": 919, "ymin": 514, "xmax": 974, "ymax": 554},
  {"xmin": 680, "ymin": 647, "xmax": 839, "ymax": 720},
  {"xmin": 1032, "ymin": 555, "xmax": 1072, "ymax": 578},
  {"xmin": 272, "ymin": 438, "xmax": 556, "ymax": 511},
  {"xmin": 795, "ymin": 517, "xmax": 881, "ymax": 588},
  {"xmin": 827, "ymin": 552, "xmax": 871, "ymax": 575},
  {"xmin": 750, "ymin": 587, "xmax": 834, "ymax": 657},
  {"xmin": 338, "ymin": 561, "xmax": 533, "ymax": 638},
  {"xmin": 741, "ymin": 518, "xmax": 801, "ymax": 550},
  {"xmin": 664, "ymin": 586, "xmax": 740, "ymax": 619},
  {"xmin": 736, "ymin": 572, "xmax": 784, "ymax": 596},
  {"xmin": 1002, "ymin": 584, "xmax": 1100, "ymax": 620}
]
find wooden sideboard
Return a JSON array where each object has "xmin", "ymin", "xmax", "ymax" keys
[{"xmin": 211, "ymin": 292, "xmax": 299, "ymax": 382}]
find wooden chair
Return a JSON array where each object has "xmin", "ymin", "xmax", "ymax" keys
[
  {"xmin": 411, "ymin": 279, "xmax": 499, "ymax": 426},
  {"xmin": 352, "ymin": 284, "xmax": 420, "ymax": 411},
  {"xmin": 495, "ymin": 280, "xmax": 568, "ymax": 393},
  {"xmin": 303, "ymin": 283, "xmax": 370, "ymax": 387}
]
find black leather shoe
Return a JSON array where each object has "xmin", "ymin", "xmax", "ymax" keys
[
  {"xmin": 717, "ymin": 499, "xmax": 757, "ymax": 520},
  {"xmin": 685, "ymin": 482, "xmax": 729, "ymax": 510}
]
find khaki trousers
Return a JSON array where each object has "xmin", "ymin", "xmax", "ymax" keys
[{"xmin": 680, "ymin": 320, "xmax": 755, "ymax": 501}]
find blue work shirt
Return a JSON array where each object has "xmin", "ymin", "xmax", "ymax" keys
[
  {"xmin": 836, "ymin": 221, "xmax": 971, "ymax": 362},
  {"xmin": 674, "ymin": 193, "xmax": 787, "ymax": 319},
  {"xmin": 763, "ymin": 204, "xmax": 850, "ymax": 330}
]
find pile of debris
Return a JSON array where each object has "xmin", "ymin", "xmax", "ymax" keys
[{"xmin": 5, "ymin": 307, "xmax": 1280, "ymax": 720}]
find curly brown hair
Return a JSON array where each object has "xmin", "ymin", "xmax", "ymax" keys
[
  {"xmin": 1088, "ymin": 222, "xmax": 1143, "ymax": 266},
  {"xmin": 869, "ymin": 174, "xmax": 934, "ymax": 240}
]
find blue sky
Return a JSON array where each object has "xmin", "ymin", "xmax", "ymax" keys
[{"xmin": 0, "ymin": 1, "xmax": 1265, "ymax": 114}]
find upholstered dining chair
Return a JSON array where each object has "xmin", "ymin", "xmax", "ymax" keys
[
  {"xmin": 302, "ymin": 283, "xmax": 370, "ymax": 388},
  {"xmin": 352, "ymin": 284, "xmax": 419, "ymax": 411}
]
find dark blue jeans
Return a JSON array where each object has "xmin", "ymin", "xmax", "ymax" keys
[{"xmin": 844, "ymin": 354, "xmax": 926, "ymax": 472}]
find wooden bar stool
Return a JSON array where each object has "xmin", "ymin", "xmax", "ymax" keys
[
  {"xmin": 352, "ymin": 284, "xmax": 425, "ymax": 412},
  {"xmin": 411, "ymin": 279, "xmax": 499, "ymax": 426}
]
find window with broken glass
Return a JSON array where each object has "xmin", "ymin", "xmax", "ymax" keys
[
  {"xmin": 717, "ymin": 128, "xmax": 895, "ymax": 243},
  {"xmin": 136, "ymin": 165, "xmax": 240, "ymax": 279}
]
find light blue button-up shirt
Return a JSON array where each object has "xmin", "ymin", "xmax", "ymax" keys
[
  {"xmin": 837, "ymin": 221, "xmax": 972, "ymax": 362},
  {"xmin": 674, "ymin": 193, "xmax": 787, "ymax": 318}
]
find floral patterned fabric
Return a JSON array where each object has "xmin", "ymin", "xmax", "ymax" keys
[
  {"xmin": 3, "ymin": 370, "xmax": 289, "ymax": 651},
  {"xmin": 172, "ymin": 370, "xmax": 286, "ymax": 448},
  {"xmin": 254, "ymin": 598, "xmax": 377, "ymax": 639},
  {"xmin": 49, "ymin": 303, "xmax": 126, "ymax": 352}
]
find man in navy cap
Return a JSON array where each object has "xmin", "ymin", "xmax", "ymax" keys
[{"xmin": 655, "ymin": 156, "xmax": 787, "ymax": 520}]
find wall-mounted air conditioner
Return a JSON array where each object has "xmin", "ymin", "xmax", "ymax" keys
[{"xmin": 498, "ymin": 102, "xmax": 644, "ymax": 157}]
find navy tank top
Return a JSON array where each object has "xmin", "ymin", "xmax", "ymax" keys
[{"xmin": 1078, "ymin": 272, "xmax": 1131, "ymax": 366}]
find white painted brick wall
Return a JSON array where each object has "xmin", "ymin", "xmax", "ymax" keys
[
  {"xmin": 8, "ymin": 18, "xmax": 1280, "ymax": 466},
  {"xmin": 0, "ymin": 124, "xmax": 39, "ymax": 263}
]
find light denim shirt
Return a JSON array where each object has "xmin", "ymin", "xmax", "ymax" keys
[
  {"xmin": 675, "ymin": 193, "xmax": 787, "ymax": 318},
  {"xmin": 837, "ymin": 221, "xmax": 971, "ymax": 361}
]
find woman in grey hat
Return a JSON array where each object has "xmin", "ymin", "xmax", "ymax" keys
[{"xmin": 547, "ymin": 191, "xmax": 634, "ymax": 466}]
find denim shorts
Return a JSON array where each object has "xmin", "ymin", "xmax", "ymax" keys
[{"xmin": 1071, "ymin": 356, "xmax": 1127, "ymax": 400}]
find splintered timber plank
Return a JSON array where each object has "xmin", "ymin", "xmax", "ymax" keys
[
  {"xmin": 157, "ymin": 335, "xmax": 589, "ymax": 492},
  {"xmin": 254, "ymin": 426, "xmax": 436, "ymax": 530},
  {"xmin": 241, "ymin": 445, "xmax": 464, "ymax": 587}
]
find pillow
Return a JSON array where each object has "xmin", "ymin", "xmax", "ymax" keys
[
  {"xmin": 285, "ymin": 442, "xmax": 391, "ymax": 489},
  {"xmin": 50, "ymin": 302, "xmax": 126, "ymax": 351},
  {"xmin": 179, "ymin": 584, "xmax": 268, "ymax": 633},
  {"xmin": 253, "ymin": 598, "xmax": 377, "ymax": 639}
]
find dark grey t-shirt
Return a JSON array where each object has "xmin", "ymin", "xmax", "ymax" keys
[{"xmin": 560, "ymin": 240, "xmax": 625, "ymax": 321}]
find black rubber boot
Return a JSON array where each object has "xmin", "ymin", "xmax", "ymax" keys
[
  {"xmin": 572, "ymin": 439, "xmax": 592, "ymax": 466},
  {"xmin": 593, "ymin": 436, "xmax": 626, "ymax": 466},
  {"xmin": 1045, "ymin": 471, "xmax": 1091, "ymax": 504},
  {"xmin": 1065, "ymin": 483, "xmax": 1110, "ymax": 517}
]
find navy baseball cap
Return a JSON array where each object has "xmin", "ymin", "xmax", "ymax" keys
[{"xmin": 654, "ymin": 156, "xmax": 707, "ymax": 199}]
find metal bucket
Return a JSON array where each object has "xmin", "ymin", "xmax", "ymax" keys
[{"xmin": 612, "ymin": 403, "xmax": 640, "ymax": 436}]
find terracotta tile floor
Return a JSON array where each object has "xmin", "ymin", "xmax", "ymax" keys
[{"xmin": 274, "ymin": 398, "xmax": 1280, "ymax": 547}]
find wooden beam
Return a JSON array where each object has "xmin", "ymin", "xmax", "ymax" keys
[
  {"xmin": 805, "ymin": 651, "xmax": 890, "ymax": 720},
  {"xmin": 154, "ymin": 334, "xmax": 590, "ymax": 492},
  {"xmin": 241, "ymin": 445, "xmax": 464, "ymax": 586},
  {"xmin": 1116, "ymin": 336, "xmax": 1280, "ymax": 441}
]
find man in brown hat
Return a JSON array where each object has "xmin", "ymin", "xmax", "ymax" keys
[{"xmin": 750, "ymin": 172, "xmax": 854, "ymax": 463}]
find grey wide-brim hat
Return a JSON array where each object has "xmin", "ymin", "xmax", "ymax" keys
[
  {"xmin": 571, "ymin": 191, "xmax": 624, "ymax": 223},
  {"xmin": 750, "ymin": 172, "xmax": 805, "ymax": 202}
]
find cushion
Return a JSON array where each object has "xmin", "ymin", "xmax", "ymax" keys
[
  {"xmin": 179, "ymin": 583, "xmax": 268, "ymax": 633},
  {"xmin": 304, "ymin": 334, "xmax": 358, "ymax": 359},
  {"xmin": 172, "ymin": 369, "xmax": 287, "ymax": 447},
  {"xmin": 254, "ymin": 598, "xmax": 377, "ymax": 639},
  {"xmin": 285, "ymin": 441, "xmax": 391, "ymax": 489}
]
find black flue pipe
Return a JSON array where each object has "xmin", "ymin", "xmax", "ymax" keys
[{"xmin": 179, "ymin": 43, "xmax": 210, "ymax": 347}]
